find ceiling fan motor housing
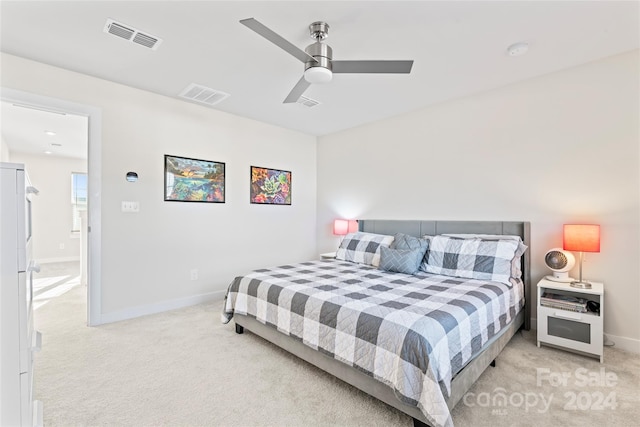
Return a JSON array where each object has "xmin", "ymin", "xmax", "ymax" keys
[
  {"xmin": 305, "ymin": 42, "xmax": 332, "ymax": 70},
  {"xmin": 304, "ymin": 42, "xmax": 333, "ymax": 83}
]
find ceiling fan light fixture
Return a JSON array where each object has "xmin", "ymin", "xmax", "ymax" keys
[{"xmin": 304, "ymin": 67, "xmax": 332, "ymax": 84}]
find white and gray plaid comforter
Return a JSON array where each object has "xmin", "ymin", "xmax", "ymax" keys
[{"xmin": 222, "ymin": 259, "xmax": 524, "ymax": 427}]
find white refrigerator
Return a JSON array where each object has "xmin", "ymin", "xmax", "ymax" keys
[{"xmin": 0, "ymin": 162, "xmax": 43, "ymax": 426}]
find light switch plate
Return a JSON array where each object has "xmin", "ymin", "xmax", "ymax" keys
[{"xmin": 121, "ymin": 201, "xmax": 140, "ymax": 213}]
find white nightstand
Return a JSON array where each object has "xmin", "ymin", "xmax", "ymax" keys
[
  {"xmin": 537, "ymin": 278, "xmax": 604, "ymax": 362},
  {"xmin": 320, "ymin": 252, "xmax": 336, "ymax": 260}
]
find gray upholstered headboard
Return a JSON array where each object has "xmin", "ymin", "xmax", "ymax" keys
[{"xmin": 359, "ymin": 219, "xmax": 531, "ymax": 330}]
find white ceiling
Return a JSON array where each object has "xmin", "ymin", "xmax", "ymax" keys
[
  {"xmin": 1, "ymin": 101, "xmax": 88, "ymax": 159},
  {"xmin": 1, "ymin": 1, "xmax": 638, "ymax": 144}
]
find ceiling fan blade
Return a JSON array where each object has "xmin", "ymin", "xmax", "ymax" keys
[
  {"xmin": 240, "ymin": 18, "xmax": 317, "ymax": 64},
  {"xmin": 332, "ymin": 60, "xmax": 414, "ymax": 74},
  {"xmin": 283, "ymin": 76, "xmax": 311, "ymax": 104}
]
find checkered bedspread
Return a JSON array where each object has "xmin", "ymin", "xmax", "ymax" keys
[{"xmin": 222, "ymin": 260, "xmax": 524, "ymax": 427}]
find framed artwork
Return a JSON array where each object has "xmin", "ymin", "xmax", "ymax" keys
[
  {"xmin": 164, "ymin": 154, "xmax": 225, "ymax": 203},
  {"xmin": 250, "ymin": 166, "xmax": 291, "ymax": 205}
]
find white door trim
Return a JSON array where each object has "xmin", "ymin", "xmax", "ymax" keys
[{"xmin": 1, "ymin": 87, "xmax": 103, "ymax": 326}]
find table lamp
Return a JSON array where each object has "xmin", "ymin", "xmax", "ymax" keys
[
  {"xmin": 333, "ymin": 219, "xmax": 358, "ymax": 241},
  {"xmin": 563, "ymin": 224, "xmax": 600, "ymax": 289}
]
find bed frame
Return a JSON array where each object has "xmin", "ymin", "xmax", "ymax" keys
[{"xmin": 233, "ymin": 220, "xmax": 531, "ymax": 427}]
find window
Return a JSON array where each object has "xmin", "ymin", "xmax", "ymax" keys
[{"xmin": 71, "ymin": 172, "xmax": 87, "ymax": 232}]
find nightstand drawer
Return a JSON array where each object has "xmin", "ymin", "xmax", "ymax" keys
[{"xmin": 538, "ymin": 305, "xmax": 603, "ymax": 357}]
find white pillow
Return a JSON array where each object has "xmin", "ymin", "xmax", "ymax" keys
[
  {"xmin": 335, "ymin": 232, "xmax": 394, "ymax": 267},
  {"xmin": 442, "ymin": 234, "xmax": 527, "ymax": 282},
  {"xmin": 421, "ymin": 235, "xmax": 527, "ymax": 286}
]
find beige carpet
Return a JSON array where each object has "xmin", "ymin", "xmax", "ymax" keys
[{"xmin": 34, "ymin": 277, "xmax": 639, "ymax": 426}]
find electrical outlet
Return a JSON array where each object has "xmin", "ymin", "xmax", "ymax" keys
[{"xmin": 190, "ymin": 269, "xmax": 198, "ymax": 281}]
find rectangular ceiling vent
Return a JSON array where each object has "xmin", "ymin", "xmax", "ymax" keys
[
  {"xmin": 297, "ymin": 95, "xmax": 321, "ymax": 108},
  {"xmin": 179, "ymin": 83, "xmax": 230, "ymax": 106},
  {"xmin": 104, "ymin": 18, "xmax": 162, "ymax": 50}
]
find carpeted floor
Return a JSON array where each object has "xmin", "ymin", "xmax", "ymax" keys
[{"xmin": 34, "ymin": 268, "xmax": 639, "ymax": 426}]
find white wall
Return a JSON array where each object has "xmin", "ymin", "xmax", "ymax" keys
[
  {"xmin": 3, "ymin": 49, "xmax": 638, "ymax": 350},
  {"xmin": 0, "ymin": 135, "xmax": 10, "ymax": 162},
  {"xmin": 1, "ymin": 53, "xmax": 317, "ymax": 321},
  {"xmin": 317, "ymin": 50, "xmax": 640, "ymax": 351},
  {"xmin": 8, "ymin": 153, "xmax": 86, "ymax": 262}
]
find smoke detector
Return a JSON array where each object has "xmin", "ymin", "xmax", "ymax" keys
[{"xmin": 507, "ymin": 42, "xmax": 529, "ymax": 57}]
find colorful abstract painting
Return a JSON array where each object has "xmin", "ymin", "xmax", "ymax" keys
[
  {"xmin": 164, "ymin": 155, "xmax": 225, "ymax": 203},
  {"xmin": 250, "ymin": 166, "xmax": 291, "ymax": 205}
]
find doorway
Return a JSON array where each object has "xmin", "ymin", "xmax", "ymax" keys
[{"xmin": 1, "ymin": 87, "xmax": 102, "ymax": 326}]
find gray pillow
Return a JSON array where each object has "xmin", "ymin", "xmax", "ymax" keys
[
  {"xmin": 379, "ymin": 246, "xmax": 427, "ymax": 275},
  {"xmin": 391, "ymin": 233, "xmax": 430, "ymax": 251}
]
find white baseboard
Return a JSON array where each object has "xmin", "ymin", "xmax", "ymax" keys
[
  {"xmin": 97, "ymin": 290, "xmax": 226, "ymax": 325},
  {"xmin": 38, "ymin": 256, "xmax": 80, "ymax": 264},
  {"xmin": 603, "ymin": 333, "xmax": 640, "ymax": 354},
  {"xmin": 530, "ymin": 317, "xmax": 639, "ymax": 354}
]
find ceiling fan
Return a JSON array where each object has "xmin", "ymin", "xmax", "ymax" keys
[{"xmin": 239, "ymin": 18, "xmax": 414, "ymax": 103}]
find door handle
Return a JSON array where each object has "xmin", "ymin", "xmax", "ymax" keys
[
  {"xmin": 554, "ymin": 310, "xmax": 581, "ymax": 321},
  {"xmin": 28, "ymin": 261, "xmax": 41, "ymax": 273}
]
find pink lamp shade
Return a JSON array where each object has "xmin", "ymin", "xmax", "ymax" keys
[
  {"xmin": 333, "ymin": 219, "xmax": 358, "ymax": 236},
  {"xmin": 563, "ymin": 224, "xmax": 600, "ymax": 289},
  {"xmin": 563, "ymin": 224, "xmax": 600, "ymax": 253}
]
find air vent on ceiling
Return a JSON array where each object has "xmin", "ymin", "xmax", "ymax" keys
[
  {"xmin": 179, "ymin": 83, "xmax": 230, "ymax": 106},
  {"xmin": 104, "ymin": 18, "xmax": 162, "ymax": 50},
  {"xmin": 297, "ymin": 95, "xmax": 321, "ymax": 108}
]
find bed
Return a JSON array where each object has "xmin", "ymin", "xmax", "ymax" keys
[{"xmin": 222, "ymin": 220, "xmax": 531, "ymax": 427}]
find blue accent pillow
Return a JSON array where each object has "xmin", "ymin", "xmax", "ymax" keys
[
  {"xmin": 390, "ymin": 233, "xmax": 430, "ymax": 251},
  {"xmin": 379, "ymin": 246, "xmax": 428, "ymax": 275}
]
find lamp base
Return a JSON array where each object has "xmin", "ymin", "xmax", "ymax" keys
[{"xmin": 570, "ymin": 281, "xmax": 592, "ymax": 289}]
